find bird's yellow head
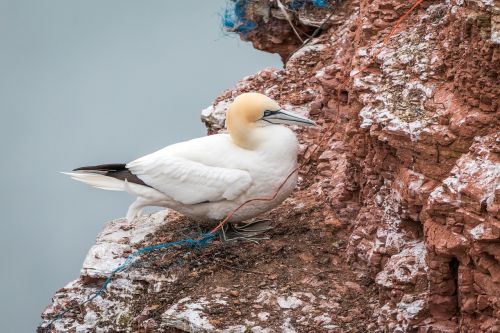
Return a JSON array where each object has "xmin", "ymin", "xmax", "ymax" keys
[
  {"xmin": 227, "ymin": 92, "xmax": 279, "ymax": 125},
  {"xmin": 225, "ymin": 92, "xmax": 316, "ymax": 149}
]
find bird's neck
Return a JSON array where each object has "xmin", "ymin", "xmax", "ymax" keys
[
  {"xmin": 226, "ymin": 116, "xmax": 257, "ymax": 149},
  {"xmin": 228, "ymin": 121, "xmax": 298, "ymax": 157}
]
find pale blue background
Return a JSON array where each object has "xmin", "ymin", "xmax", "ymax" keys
[{"xmin": 0, "ymin": 0, "xmax": 280, "ymax": 331}]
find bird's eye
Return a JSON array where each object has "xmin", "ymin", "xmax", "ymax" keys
[{"xmin": 263, "ymin": 110, "xmax": 273, "ymax": 117}]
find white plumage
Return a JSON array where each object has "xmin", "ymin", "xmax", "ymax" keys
[{"xmin": 66, "ymin": 93, "xmax": 315, "ymax": 222}]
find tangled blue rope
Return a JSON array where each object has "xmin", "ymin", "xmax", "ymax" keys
[
  {"xmin": 46, "ymin": 232, "xmax": 217, "ymax": 327},
  {"xmin": 289, "ymin": 0, "xmax": 330, "ymax": 10},
  {"xmin": 222, "ymin": 0, "xmax": 331, "ymax": 33},
  {"xmin": 222, "ymin": 0, "xmax": 256, "ymax": 33}
]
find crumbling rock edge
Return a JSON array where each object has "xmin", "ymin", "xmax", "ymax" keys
[{"xmin": 40, "ymin": 0, "xmax": 499, "ymax": 332}]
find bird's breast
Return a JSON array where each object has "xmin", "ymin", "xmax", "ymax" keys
[{"xmin": 244, "ymin": 131, "xmax": 299, "ymax": 198}]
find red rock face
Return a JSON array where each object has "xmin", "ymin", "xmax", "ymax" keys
[
  {"xmin": 423, "ymin": 133, "xmax": 499, "ymax": 331},
  {"xmin": 220, "ymin": 0, "xmax": 499, "ymax": 331}
]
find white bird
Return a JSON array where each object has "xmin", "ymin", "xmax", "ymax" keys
[{"xmin": 65, "ymin": 92, "xmax": 315, "ymax": 225}]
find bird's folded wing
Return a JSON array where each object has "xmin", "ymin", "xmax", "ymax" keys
[{"xmin": 127, "ymin": 155, "xmax": 252, "ymax": 205}]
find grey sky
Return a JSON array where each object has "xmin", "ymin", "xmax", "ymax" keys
[{"xmin": 0, "ymin": 0, "xmax": 280, "ymax": 331}]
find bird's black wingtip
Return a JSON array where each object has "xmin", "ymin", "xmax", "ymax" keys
[{"xmin": 72, "ymin": 163, "xmax": 127, "ymax": 172}]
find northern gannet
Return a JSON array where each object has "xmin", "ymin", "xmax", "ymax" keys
[{"xmin": 66, "ymin": 92, "xmax": 315, "ymax": 223}]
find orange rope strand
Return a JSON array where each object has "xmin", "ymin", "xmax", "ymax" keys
[{"xmin": 350, "ymin": 0, "xmax": 425, "ymax": 79}]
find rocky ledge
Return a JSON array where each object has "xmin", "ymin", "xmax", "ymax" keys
[{"xmin": 40, "ymin": 0, "xmax": 499, "ymax": 332}]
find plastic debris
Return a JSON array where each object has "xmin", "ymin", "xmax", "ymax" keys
[{"xmin": 222, "ymin": 0, "xmax": 257, "ymax": 33}]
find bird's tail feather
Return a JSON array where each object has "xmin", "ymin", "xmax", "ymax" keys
[
  {"xmin": 62, "ymin": 171, "xmax": 165, "ymax": 202},
  {"xmin": 62, "ymin": 172, "xmax": 126, "ymax": 191}
]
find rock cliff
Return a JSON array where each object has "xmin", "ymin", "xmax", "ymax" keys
[{"xmin": 40, "ymin": 0, "xmax": 499, "ymax": 332}]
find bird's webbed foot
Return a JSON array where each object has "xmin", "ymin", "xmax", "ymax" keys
[{"xmin": 220, "ymin": 219, "xmax": 273, "ymax": 243}]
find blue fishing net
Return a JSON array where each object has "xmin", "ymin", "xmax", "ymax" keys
[
  {"xmin": 222, "ymin": 0, "xmax": 257, "ymax": 33},
  {"xmin": 288, "ymin": 0, "xmax": 330, "ymax": 10},
  {"xmin": 222, "ymin": 0, "xmax": 331, "ymax": 33}
]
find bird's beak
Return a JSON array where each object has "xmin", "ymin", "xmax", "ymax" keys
[{"xmin": 262, "ymin": 109, "xmax": 317, "ymax": 126}]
